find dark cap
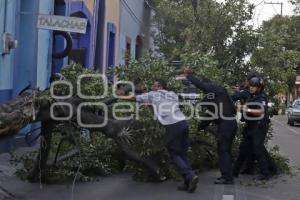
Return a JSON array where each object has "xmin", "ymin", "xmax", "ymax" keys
[
  {"xmin": 247, "ymin": 72, "xmax": 260, "ymax": 81},
  {"xmin": 249, "ymin": 77, "xmax": 264, "ymax": 87}
]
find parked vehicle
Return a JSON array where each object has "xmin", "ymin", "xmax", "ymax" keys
[
  {"xmin": 287, "ymin": 99, "xmax": 300, "ymax": 126},
  {"xmin": 268, "ymin": 101, "xmax": 279, "ymax": 116}
]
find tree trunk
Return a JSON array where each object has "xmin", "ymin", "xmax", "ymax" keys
[{"xmin": 28, "ymin": 121, "xmax": 54, "ymax": 182}]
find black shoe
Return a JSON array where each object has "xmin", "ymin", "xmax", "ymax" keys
[
  {"xmin": 187, "ymin": 176, "xmax": 199, "ymax": 193},
  {"xmin": 233, "ymin": 171, "xmax": 239, "ymax": 178},
  {"xmin": 240, "ymin": 169, "xmax": 254, "ymax": 175},
  {"xmin": 270, "ymin": 168, "xmax": 278, "ymax": 176},
  {"xmin": 214, "ymin": 177, "xmax": 234, "ymax": 185},
  {"xmin": 177, "ymin": 182, "xmax": 189, "ymax": 191}
]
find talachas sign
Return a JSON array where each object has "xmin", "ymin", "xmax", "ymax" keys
[{"xmin": 37, "ymin": 14, "xmax": 88, "ymax": 34}]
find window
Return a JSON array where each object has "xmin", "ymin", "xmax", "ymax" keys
[
  {"xmin": 125, "ymin": 36, "xmax": 131, "ymax": 65},
  {"xmin": 135, "ymin": 35, "xmax": 143, "ymax": 60},
  {"xmin": 106, "ymin": 23, "xmax": 116, "ymax": 68}
]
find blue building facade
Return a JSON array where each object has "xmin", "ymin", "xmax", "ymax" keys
[
  {"xmin": 53, "ymin": 0, "xmax": 103, "ymax": 71},
  {"xmin": 0, "ymin": 0, "xmax": 53, "ymax": 103},
  {"xmin": 0, "ymin": 0, "xmax": 53, "ymax": 152},
  {"xmin": 0, "ymin": 0, "xmax": 154, "ymax": 152},
  {"xmin": 0, "ymin": 0, "xmax": 106, "ymax": 152}
]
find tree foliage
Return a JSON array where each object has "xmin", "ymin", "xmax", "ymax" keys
[
  {"xmin": 290, "ymin": 0, "xmax": 300, "ymax": 14},
  {"xmin": 251, "ymin": 15, "xmax": 300, "ymax": 97},
  {"xmin": 152, "ymin": 0, "xmax": 258, "ymax": 85}
]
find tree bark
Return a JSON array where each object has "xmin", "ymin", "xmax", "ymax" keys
[{"xmin": 28, "ymin": 121, "xmax": 54, "ymax": 182}]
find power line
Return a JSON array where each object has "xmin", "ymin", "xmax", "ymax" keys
[
  {"xmin": 253, "ymin": 4, "xmax": 267, "ymax": 28},
  {"xmin": 264, "ymin": 1, "xmax": 283, "ymax": 16},
  {"xmin": 252, "ymin": 0, "xmax": 284, "ymax": 28},
  {"xmin": 271, "ymin": 4, "xmax": 280, "ymax": 15},
  {"xmin": 255, "ymin": 0, "xmax": 265, "ymax": 7},
  {"xmin": 121, "ymin": 0, "xmax": 144, "ymax": 26},
  {"xmin": 120, "ymin": 0, "xmax": 149, "ymax": 33}
]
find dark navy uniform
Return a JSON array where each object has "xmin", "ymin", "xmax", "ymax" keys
[
  {"xmin": 231, "ymin": 87, "xmax": 251, "ymax": 123},
  {"xmin": 231, "ymin": 88, "xmax": 250, "ymax": 103},
  {"xmin": 231, "ymin": 88, "xmax": 256, "ymax": 174},
  {"xmin": 187, "ymin": 75, "xmax": 237, "ymax": 183},
  {"xmin": 234, "ymin": 91, "xmax": 277, "ymax": 179}
]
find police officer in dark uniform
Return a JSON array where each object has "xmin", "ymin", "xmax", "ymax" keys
[
  {"xmin": 234, "ymin": 77, "xmax": 277, "ymax": 180},
  {"xmin": 181, "ymin": 68, "xmax": 237, "ymax": 184},
  {"xmin": 231, "ymin": 73, "xmax": 259, "ymax": 175}
]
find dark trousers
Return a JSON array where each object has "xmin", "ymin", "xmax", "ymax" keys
[
  {"xmin": 165, "ymin": 120, "xmax": 194, "ymax": 182},
  {"xmin": 216, "ymin": 120, "xmax": 237, "ymax": 181},
  {"xmin": 234, "ymin": 123, "xmax": 277, "ymax": 177},
  {"xmin": 236, "ymin": 128, "xmax": 255, "ymax": 173},
  {"xmin": 234, "ymin": 127, "xmax": 277, "ymax": 175}
]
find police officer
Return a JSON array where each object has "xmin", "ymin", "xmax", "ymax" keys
[
  {"xmin": 234, "ymin": 77, "xmax": 277, "ymax": 180},
  {"xmin": 182, "ymin": 68, "xmax": 237, "ymax": 184},
  {"xmin": 231, "ymin": 73, "xmax": 259, "ymax": 175}
]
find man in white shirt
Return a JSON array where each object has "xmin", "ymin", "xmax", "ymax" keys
[{"xmin": 119, "ymin": 80, "xmax": 199, "ymax": 193}]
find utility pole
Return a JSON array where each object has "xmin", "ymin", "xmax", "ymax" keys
[{"xmin": 264, "ymin": 1, "xmax": 283, "ymax": 16}]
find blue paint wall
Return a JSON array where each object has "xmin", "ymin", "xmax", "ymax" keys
[
  {"xmin": 12, "ymin": 0, "xmax": 52, "ymax": 98},
  {"xmin": 37, "ymin": 0, "xmax": 53, "ymax": 90},
  {"xmin": 107, "ymin": 23, "xmax": 116, "ymax": 68},
  {"xmin": 69, "ymin": 1, "xmax": 97, "ymax": 68},
  {"xmin": 0, "ymin": 0, "xmax": 18, "ymax": 103},
  {"xmin": 0, "ymin": 90, "xmax": 12, "ymax": 104},
  {"xmin": 0, "ymin": 0, "xmax": 20, "ymax": 152},
  {"xmin": 53, "ymin": 0, "xmax": 99, "ymax": 70},
  {"xmin": 0, "ymin": 0, "xmax": 53, "ymax": 152},
  {"xmin": 13, "ymin": 0, "xmax": 39, "ymax": 97}
]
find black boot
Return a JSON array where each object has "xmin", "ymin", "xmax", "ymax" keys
[
  {"xmin": 187, "ymin": 175, "xmax": 199, "ymax": 193},
  {"xmin": 177, "ymin": 181, "xmax": 189, "ymax": 191},
  {"xmin": 214, "ymin": 177, "xmax": 234, "ymax": 184},
  {"xmin": 240, "ymin": 168, "xmax": 254, "ymax": 175},
  {"xmin": 233, "ymin": 170, "xmax": 239, "ymax": 178}
]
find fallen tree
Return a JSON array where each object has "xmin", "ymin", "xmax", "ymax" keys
[
  {"xmin": 0, "ymin": 63, "xmax": 164, "ymax": 182},
  {"xmin": 2, "ymin": 59, "xmax": 291, "ymax": 183}
]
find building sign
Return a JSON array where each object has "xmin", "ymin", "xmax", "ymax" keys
[{"xmin": 37, "ymin": 15, "xmax": 87, "ymax": 34}]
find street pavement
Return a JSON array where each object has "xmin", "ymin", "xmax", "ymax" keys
[
  {"xmin": 0, "ymin": 115, "xmax": 299, "ymax": 200},
  {"xmin": 271, "ymin": 115, "xmax": 300, "ymax": 165}
]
